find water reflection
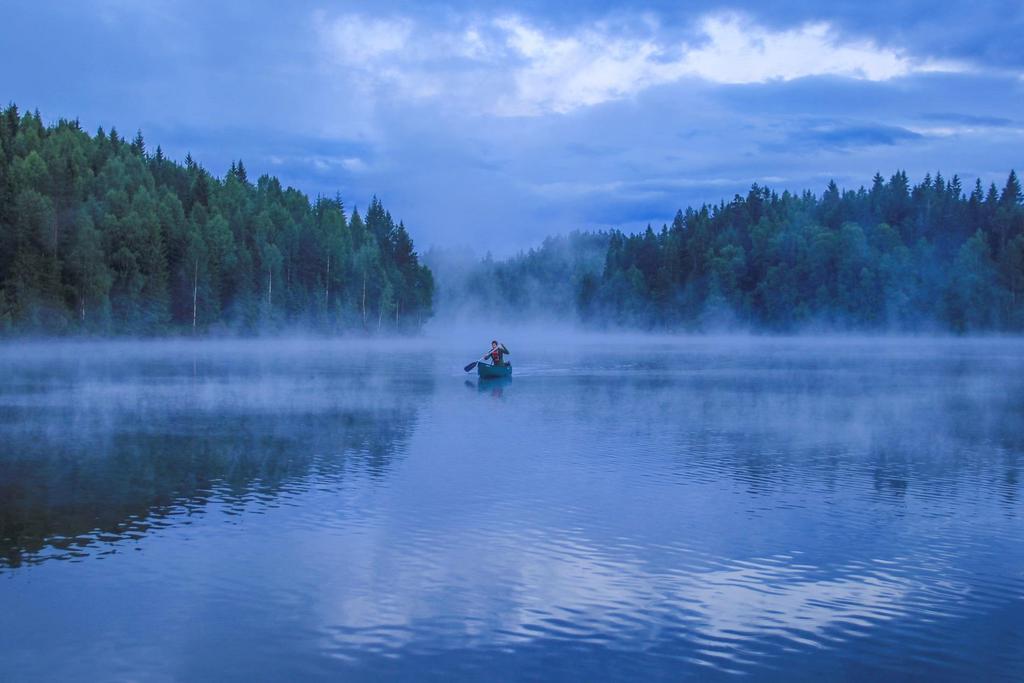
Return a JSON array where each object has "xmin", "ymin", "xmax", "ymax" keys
[
  {"xmin": 477, "ymin": 377, "xmax": 512, "ymax": 398},
  {"xmin": 0, "ymin": 342, "xmax": 432, "ymax": 568},
  {"xmin": 0, "ymin": 338, "xmax": 1022, "ymax": 682}
]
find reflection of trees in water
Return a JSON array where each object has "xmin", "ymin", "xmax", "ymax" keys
[
  {"xmin": 555, "ymin": 369, "xmax": 1024, "ymax": 505},
  {"xmin": 0, "ymin": 404, "xmax": 423, "ymax": 569},
  {"xmin": 466, "ymin": 377, "xmax": 512, "ymax": 398}
]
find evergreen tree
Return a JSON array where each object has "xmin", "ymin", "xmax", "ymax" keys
[
  {"xmin": 448, "ymin": 169, "xmax": 1024, "ymax": 332},
  {"xmin": 0, "ymin": 104, "xmax": 434, "ymax": 336}
]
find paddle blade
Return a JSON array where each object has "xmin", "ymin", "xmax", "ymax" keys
[{"xmin": 463, "ymin": 361, "xmax": 478, "ymax": 372}]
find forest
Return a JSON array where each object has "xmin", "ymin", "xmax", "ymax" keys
[
  {"xmin": 4, "ymin": 104, "xmax": 1023, "ymax": 336},
  {"xmin": 434, "ymin": 169, "xmax": 1024, "ymax": 332},
  {"xmin": 0, "ymin": 105, "xmax": 434, "ymax": 335}
]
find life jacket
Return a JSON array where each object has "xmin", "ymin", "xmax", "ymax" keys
[{"xmin": 489, "ymin": 348, "xmax": 502, "ymax": 363}]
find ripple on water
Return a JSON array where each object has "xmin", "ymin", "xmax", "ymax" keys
[{"xmin": 1, "ymin": 340, "xmax": 1023, "ymax": 681}]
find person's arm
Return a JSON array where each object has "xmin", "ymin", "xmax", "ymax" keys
[{"xmin": 500, "ymin": 344, "xmax": 510, "ymax": 354}]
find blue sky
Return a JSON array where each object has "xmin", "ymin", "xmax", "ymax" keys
[{"xmin": 3, "ymin": 1, "xmax": 1022, "ymax": 251}]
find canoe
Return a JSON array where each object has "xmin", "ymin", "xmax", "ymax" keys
[{"xmin": 477, "ymin": 362, "xmax": 512, "ymax": 378}]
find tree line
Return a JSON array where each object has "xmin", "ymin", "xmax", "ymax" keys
[
  {"xmin": 424, "ymin": 231, "xmax": 609, "ymax": 322},
  {"xmin": 0, "ymin": 105, "xmax": 433, "ymax": 335},
  {"xmin": 445, "ymin": 170, "xmax": 1024, "ymax": 332}
]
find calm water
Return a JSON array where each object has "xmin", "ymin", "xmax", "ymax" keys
[{"xmin": 1, "ymin": 337, "xmax": 1022, "ymax": 682}]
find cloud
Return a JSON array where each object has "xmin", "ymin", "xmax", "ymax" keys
[
  {"xmin": 679, "ymin": 15, "xmax": 963, "ymax": 84},
  {"xmin": 10, "ymin": 2, "xmax": 1014, "ymax": 250},
  {"xmin": 340, "ymin": 157, "xmax": 369, "ymax": 173},
  {"xmin": 314, "ymin": 11, "xmax": 972, "ymax": 117},
  {"xmin": 783, "ymin": 122, "xmax": 925, "ymax": 151},
  {"xmin": 492, "ymin": 16, "xmax": 669, "ymax": 115},
  {"xmin": 918, "ymin": 112, "xmax": 1015, "ymax": 127},
  {"xmin": 498, "ymin": 13, "xmax": 970, "ymax": 114},
  {"xmin": 316, "ymin": 13, "xmax": 413, "ymax": 64},
  {"xmin": 529, "ymin": 175, "xmax": 756, "ymax": 201}
]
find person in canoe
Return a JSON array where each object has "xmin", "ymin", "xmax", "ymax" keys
[{"xmin": 483, "ymin": 340, "xmax": 510, "ymax": 366}]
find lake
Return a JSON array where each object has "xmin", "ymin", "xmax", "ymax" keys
[{"xmin": 1, "ymin": 336, "xmax": 1022, "ymax": 682}]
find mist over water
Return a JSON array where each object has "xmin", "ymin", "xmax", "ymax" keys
[{"xmin": 1, "ymin": 336, "xmax": 1022, "ymax": 681}]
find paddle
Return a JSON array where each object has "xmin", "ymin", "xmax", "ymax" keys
[{"xmin": 464, "ymin": 350, "xmax": 492, "ymax": 372}]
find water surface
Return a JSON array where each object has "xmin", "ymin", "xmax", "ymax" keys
[{"xmin": 1, "ymin": 337, "xmax": 1022, "ymax": 681}]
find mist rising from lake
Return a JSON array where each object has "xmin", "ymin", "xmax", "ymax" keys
[{"xmin": 1, "ymin": 336, "xmax": 1022, "ymax": 681}]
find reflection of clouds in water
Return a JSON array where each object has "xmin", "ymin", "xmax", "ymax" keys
[
  {"xmin": 1, "ymin": 337, "xmax": 1020, "ymax": 679},
  {"xmin": 312, "ymin": 526, "xmax": 958, "ymax": 665},
  {"xmin": 688, "ymin": 563, "xmax": 910, "ymax": 641}
]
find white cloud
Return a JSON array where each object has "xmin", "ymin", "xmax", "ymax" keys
[
  {"xmin": 906, "ymin": 124, "xmax": 1024, "ymax": 138},
  {"xmin": 497, "ymin": 14, "xmax": 969, "ymax": 115},
  {"xmin": 341, "ymin": 157, "xmax": 368, "ymax": 173},
  {"xmin": 493, "ymin": 16, "xmax": 670, "ymax": 115},
  {"xmin": 458, "ymin": 27, "xmax": 490, "ymax": 60},
  {"xmin": 315, "ymin": 12, "xmax": 479, "ymax": 102},
  {"xmin": 314, "ymin": 11, "xmax": 971, "ymax": 117},
  {"xmin": 680, "ymin": 16, "xmax": 949, "ymax": 84},
  {"xmin": 316, "ymin": 12, "xmax": 413, "ymax": 65}
]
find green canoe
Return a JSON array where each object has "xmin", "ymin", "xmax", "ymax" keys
[{"xmin": 477, "ymin": 362, "xmax": 512, "ymax": 378}]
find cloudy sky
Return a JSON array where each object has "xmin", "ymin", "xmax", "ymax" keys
[{"xmin": 3, "ymin": 1, "xmax": 1022, "ymax": 250}]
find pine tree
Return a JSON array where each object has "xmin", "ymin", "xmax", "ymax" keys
[
  {"xmin": 131, "ymin": 130, "xmax": 145, "ymax": 157},
  {"xmin": 1000, "ymin": 170, "xmax": 1021, "ymax": 206}
]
